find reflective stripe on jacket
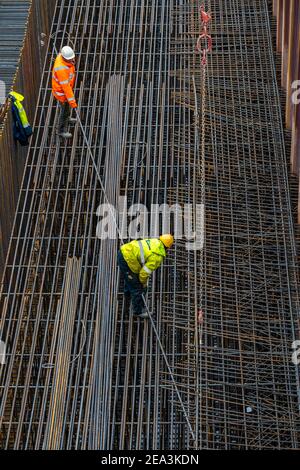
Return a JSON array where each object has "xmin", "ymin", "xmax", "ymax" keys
[
  {"xmin": 120, "ymin": 239, "xmax": 166, "ymax": 285},
  {"xmin": 52, "ymin": 54, "xmax": 77, "ymax": 108}
]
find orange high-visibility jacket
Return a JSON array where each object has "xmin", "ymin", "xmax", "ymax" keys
[{"xmin": 52, "ymin": 54, "xmax": 77, "ymax": 108}]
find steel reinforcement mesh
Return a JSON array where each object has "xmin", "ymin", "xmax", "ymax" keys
[{"xmin": 0, "ymin": 0, "xmax": 299, "ymax": 450}]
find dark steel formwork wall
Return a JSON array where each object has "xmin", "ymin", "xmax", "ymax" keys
[
  {"xmin": 0, "ymin": 0, "xmax": 299, "ymax": 450},
  {"xmin": 273, "ymin": 0, "xmax": 300, "ymax": 223},
  {"xmin": 0, "ymin": 0, "xmax": 56, "ymax": 275},
  {"xmin": 0, "ymin": 0, "xmax": 31, "ymax": 101}
]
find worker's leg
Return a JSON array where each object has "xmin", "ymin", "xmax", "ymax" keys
[
  {"xmin": 130, "ymin": 284, "xmax": 146, "ymax": 316},
  {"xmin": 57, "ymin": 102, "xmax": 70, "ymax": 133},
  {"xmin": 117, "ymin": 251, "xmax": 132, "ymax": 296},
  {"xmin": 117, "ymin": 251, "xmax": 145, "ymax": 315}
]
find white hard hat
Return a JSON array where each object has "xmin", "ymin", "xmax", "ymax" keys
[{"xmin": 61, "ymin": 46, "xmax": 75, "ymax": 60}]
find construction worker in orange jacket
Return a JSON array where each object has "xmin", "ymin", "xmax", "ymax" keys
[{"xmin": 52, "ymin": 46, "xmax": 77, "ymax": 138}]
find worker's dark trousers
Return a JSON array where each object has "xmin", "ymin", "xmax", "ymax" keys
[
  {"xmin": 57, "ymin": 102, "xmax": 70, "ymax": 133},
  {"xmin": 117, "ymin": 251, "xmax": 147, "ymax": 316}
]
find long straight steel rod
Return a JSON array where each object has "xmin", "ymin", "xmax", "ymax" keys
[{"xmin": 75, "ymin": 106, "xmax": 196, "ymax": 444}]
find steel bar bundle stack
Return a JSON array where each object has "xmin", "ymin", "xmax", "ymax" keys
[
  {"xmin": 43, "ymin": 257, "xmax": 82, "ymax": 450},
  {"xmin": 0, "ymin": 0, "xmax": 299, "ymax": 450},
  {"xmin": 88, "ymin": 75, "xmax": 124, "ymax": 450}
]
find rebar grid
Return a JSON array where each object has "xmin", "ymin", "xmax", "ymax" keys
[{"xmin": 0, "ymin": 0, "xmax": 299, "ymax": 450}]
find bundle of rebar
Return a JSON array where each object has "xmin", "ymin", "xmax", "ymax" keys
[{"xmin": 0, "ymin": 0, "xmax": 299, "ymax": 450}]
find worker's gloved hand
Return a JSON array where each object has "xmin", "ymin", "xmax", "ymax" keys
[{"xmin": 142, "ymin": 281, "xmax": 148, "ymax": 292}]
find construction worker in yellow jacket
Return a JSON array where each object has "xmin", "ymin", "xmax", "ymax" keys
[{"xmin": 117, "ymin": 235, "xmax": 174, "ymax": 319}]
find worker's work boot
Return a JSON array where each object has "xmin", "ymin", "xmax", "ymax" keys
[
  {"xmin": 133, "ymin": 310, "xmax": 149, "ymax": 320},
  {"xmin": 139, "ymin": 311, "xmax": 149, "ymax": 319},
  {"xmin": 58, "ymin": 130, "xmax": 72, "ymax": 139}
]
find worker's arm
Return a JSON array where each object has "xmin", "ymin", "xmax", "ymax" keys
[
  {"xmin": 58, "ymin": 70, "xmax": 77, "ymax": 108},
  {"xmin": 61, "ymin": 83, "xmax": 77, "ymax": 108},
  {"xmin": 139, "ymin": 254, "xmax": 163, "ymax": 286}
]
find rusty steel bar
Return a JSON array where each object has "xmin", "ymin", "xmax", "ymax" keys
[{"xmin": 272, "ymin": 0, "xmax": 300, "ymax": 222}]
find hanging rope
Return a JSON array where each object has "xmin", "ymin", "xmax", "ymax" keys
[
  {"xmin": 194, "ymin": 2, "xmax": 212, "ymax": 333},
  {"xmin": 191, "ymin": 1, "xmax": 212, "ymax": 448}
]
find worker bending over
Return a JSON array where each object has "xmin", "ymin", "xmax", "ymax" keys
[
  {"xmin": 118, "ymin": 235, "xmax": 174, "ymax": 319},
  {"xmin": 52, "ymin": 46, "xmax": 77, "ymax": 138}
]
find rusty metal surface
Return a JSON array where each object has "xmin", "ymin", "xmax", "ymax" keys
[
  {"xmin": 0, "ymin": 0, "xmax": 56, "ymax": 275},
  {"xmin": 273, "ymin": 0, "xmax": 300, "ymax": 222}
]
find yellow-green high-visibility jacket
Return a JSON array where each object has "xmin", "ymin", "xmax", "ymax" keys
[
  {"xmin": 121, "ymin": 239, "xmax": 166, "ymax": 285},
  {"xmin": 9, "ymin": 92, "xmax": 32, "ymax": 134}
]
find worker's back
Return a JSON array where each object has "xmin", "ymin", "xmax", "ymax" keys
[{"xmin": 121, "ymin": 239, "xmax": 166, "ymax": 274}]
